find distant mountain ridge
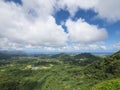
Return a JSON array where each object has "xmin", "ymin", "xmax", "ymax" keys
[
  {"xmin": 0, "ymin": 50, "xmax": 27, "ymax": 59},
  {"xmin": 74, "ymin": 53, "xmax": 98, "ymax": 59},
  {"xmin": 51, "ymin": 53, "xmax": 103, "ymax": 66}
]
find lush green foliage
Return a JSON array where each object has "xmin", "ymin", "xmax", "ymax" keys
[
  {"xmin": 92, "ymin": 78, "xmax": 120, "ymax": 90},
  {"xmin": 84, "ymin": 55, "xmax": 120, "ymax": 80},
  {"xmin": 52, "ymin": 53, "xmax": 102, "ymax": 66},
  {"xmin": 110, "ymin": 50, "xmax": 120, "ymax": 60},
  {"xmin": 0, "ymin": 51, "xmax": 120, "ymax": 90}
]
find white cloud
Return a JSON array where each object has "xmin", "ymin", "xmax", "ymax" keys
[
  {"xmin": 0, "ymin": 0, "xmax": 112, "ymax": 51},
  {"xmin": 113, "ymin": 42, "xmax": 120, "ymax": 50},
  {"xmin": 0, "ymin": 0, "xmax": 68, "ymax": 49},
  {"xmin": 66, "ymin": 19, "xmax": 108, "ymax": 43},
  {"xmin": 22, "ymin": 0, "xmax": 57, "ymax": 20},
  {"xmin": 57, "ymin": 0, "xmax": 97, "ymax": 16},
  {"xmin": 57, "ymin": 0, "xmax": 120, "ymax": 22},
  {"xmin": 94, "ymin": 0, "xmax": 120, "ymax": 22},
  {"xmin": 0, "ymin": 38, "xmax": 23, "ymax": 50},
  {"xmin": 41, "ymin": 43, "xmax": 107, "ymax": 52}
]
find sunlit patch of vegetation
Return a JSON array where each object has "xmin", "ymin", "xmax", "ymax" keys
[{"xmin": 92, "ymin": 78, "xmax": 120, "ymax": 90}]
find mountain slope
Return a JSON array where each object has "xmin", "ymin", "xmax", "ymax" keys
[
  {"xmin": 110, "ymin": 50, "xmax": 120, "ymax": 59},
  {"xmin": 84, "ymin": 50, "xmax": 120, "ymax": 80},
  {"xmin": 92, "ymin": 78, "xmax": 120, "ymax": 90},
  {"xmin": 73, "ymin": 53, "xmax": 102, "ymax": 66}
]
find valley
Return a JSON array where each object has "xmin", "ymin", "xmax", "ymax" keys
[{"xmin": 0, "ymin": 51, "xmax": 120, "ymax": 90}]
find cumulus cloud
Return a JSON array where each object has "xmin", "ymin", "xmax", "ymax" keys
[
  {"xmin": 66, "ymin": 19, "xmax": 108, "ymax": 43},
  {"xmin": 57, "ymin": 0, "xmax": 120, "ymax": 22},
  {"xmin": 94, "ymin": 0, "xmax": 120, "ymax": 22},
  {"xmin": 57, "ymin": 0, "xmax": 97, "ymax": 16},
  {"xmin": 39, "ymin": 42, "xmax": 107, "ymax": 52},
  {"xmin": 0, "ymin": 0, "xmax": 114, "ymax": 51},
  {"xmin": 0, "ymin": 38, "xmax": 23, "ymax": 50},
  {"xmin": 0, "ymin": 0, "xmax": 68, "ymax": 49},
  {"xmin": 113, "ymin": 42, "xmax": 120, "ymax": 50},
  {"xmin": 22, "ymin": 0, "xmax": 57, "ymax": 20}
]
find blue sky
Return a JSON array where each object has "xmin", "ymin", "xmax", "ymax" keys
[{"xmin": 0, "ymin": 0, "xmax": 120, "ymax": 52}]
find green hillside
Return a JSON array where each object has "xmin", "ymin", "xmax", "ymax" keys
[
  {"xmin": 52, "ymin": 53, "xmax": 102, "ymax": 66},
  {"xmin": 110, "ymin": 50, "xmax": 120, "ymax": 59},
  {"xmin": 92, "ymin": 78, "xmax": 120, "ymax": 90},
  {"xmin": 84, "ymin": 51, "xmax": 120, "ymax": 80},
  {"xmin": 0, "ymin": 51, "xmax": 120, "ymax": 90},
  {"xmin": 73, "ymin": 53, "xmax": 102, "ymax": 66}
]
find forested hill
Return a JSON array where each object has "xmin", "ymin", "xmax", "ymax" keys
[
  {"xmin": 85, "ymin": 50, "xmax": 120, "ymax": 90},
  {"xmin": 110, "ymin": 50, "xmax": 120, "ymax": 59},
  {"xmin": 51, "ymin": 53, "xmax": 102, "ymax": 66},
  {"xmin": 74, "ymin": 53, "xmax": 98, "ymax": 59},
  {"xmin": 84, "ymin": 50, "xmax": 120, "ymax": 81},
  {"xmin": 0, "ymin": 51, "xmax": 27, "ymax": 59}
]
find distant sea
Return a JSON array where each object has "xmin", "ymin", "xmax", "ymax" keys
[
  {"xmin": 0, "ymin": 50, "xmax": 115, "ymax": 56},
  {"xmin": 38, "ymin": 52, "xmax": 115, "ymax": 56},
  {"xmin": 91, "ymin": 52, "xmax": 115, "ymax": 55}
]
